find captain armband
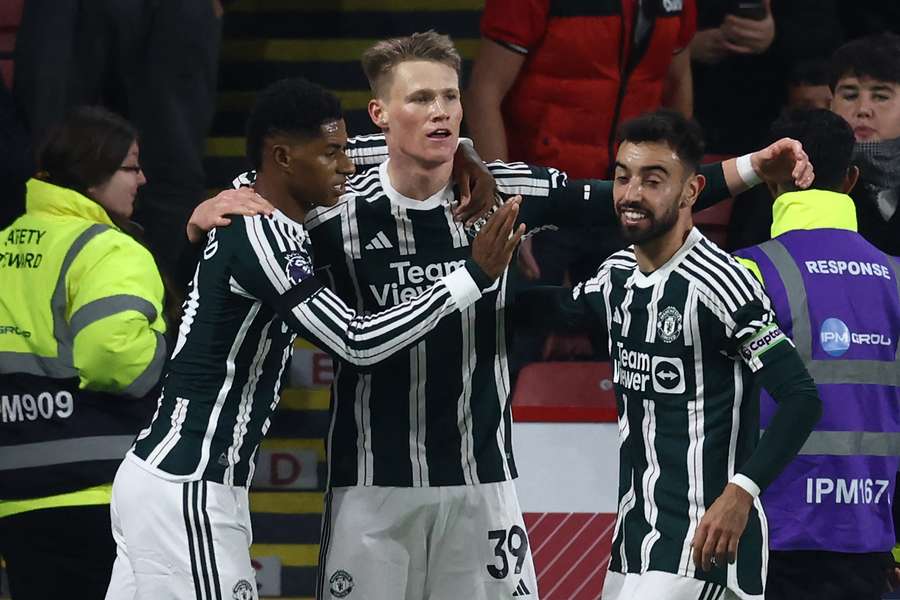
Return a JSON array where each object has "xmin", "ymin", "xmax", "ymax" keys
[{"xmin": 738, "ymin": 322, "xmax": 792, "ymax": 372}]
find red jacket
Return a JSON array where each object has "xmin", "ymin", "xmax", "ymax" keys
[{"xmin": 481, "ymin": 0, "xmax": 696, "ymax": 178}]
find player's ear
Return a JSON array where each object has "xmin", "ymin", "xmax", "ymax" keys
[
  {"xmin": 369, "ymin": 99, "xmax": 388, "ymax": 130},
  {"xmin": 682, "ymin": 173, "xmax": 705, "ymax": 209},
  {"xmin": 272, "ymin": 143, "xmax": 291, "ymax": 171}
]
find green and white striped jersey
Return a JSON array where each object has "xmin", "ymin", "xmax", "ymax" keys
[
  {"xmin": 130, "ymin": 210, "xmax": 485, "ymax": 486},
  {"xmin": 307, "ymin": 158, "xmax": 613, "ymax": 488},
  {"xmin": 565, "ymin": 228, "xmax": 793, "ymax": 598}
]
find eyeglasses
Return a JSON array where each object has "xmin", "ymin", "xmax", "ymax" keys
[{"xmin": 119, "ymin": 165, "xmax": 143, "ymax": 174}]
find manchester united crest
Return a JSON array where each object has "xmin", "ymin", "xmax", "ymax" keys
[
  {"xmin": 329, "ymin": 570, "xmax": 354, "ymax": 598},
  {"xmin": 657, "ymin": 306, "xmax": 683, "ymax": 343}
]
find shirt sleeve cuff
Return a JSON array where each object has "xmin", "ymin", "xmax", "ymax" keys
[
  {"xmin": 444, "ymin": 263, "xmax": 485, "ymax": 310},
  {"xmin": 730, "ymin": 473, "xmax": 761, "ymax": 499}
]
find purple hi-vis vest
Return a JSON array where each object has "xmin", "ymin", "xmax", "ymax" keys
[{"xmin": 736, "ymin": 230, "xmax": 900, "ymax": 553}]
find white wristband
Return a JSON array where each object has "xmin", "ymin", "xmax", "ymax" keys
[
  {"xmin": 736, "ymin": 154, "xmax": 762, "ymax": 187},
  {"xmin": 730, "ymin": 474, "xmax": 761, "ymax": 499}
]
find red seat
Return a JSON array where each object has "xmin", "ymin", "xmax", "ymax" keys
[{"xmin": 512, "ymin": 361, "xmax": 617, "ymax": 422}]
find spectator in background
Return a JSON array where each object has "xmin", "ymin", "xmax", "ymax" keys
[
  {"xmin": 692, "ymin": 0, "xmax": 841, "ymax": 155},
  {"xmin": 0, "ymin": 107, "xmax": 167, "ymax": 600},
  {"xmin": 734, "ymin": 109, "xmax": 900, "ymax": 600},
  {"xmin": 0, "ymin": 72, "xmax": 30, "ymax": 230},
  {"xmin": 786, "ymin": 59, "xmax": 834, "ymax": 110},
  {"xmin": 13, "ymin": 0, "xmax": 223, "ymax": 285},
  {"xmin": 466, "ymin": 0, "xmax": 696, "ymax": 364},
  {"xmin": 728, "ymin": 59, "xmax": 836, "ymax": 249},
  {"xmin": 466, "ymin": 0, "xmax": 695, "ymax": 178},
  {"xmin": 829, "ymin": 33, "xmax": 900, "ymax": 256}
]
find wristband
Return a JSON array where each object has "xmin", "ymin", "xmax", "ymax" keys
[{"xmin": 736, "ymin": 154, "xmax": 763, "ymax": 187}]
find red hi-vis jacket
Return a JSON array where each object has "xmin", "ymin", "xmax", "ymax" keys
[{"xmin": 481, "ymin": 0, "xmax": 696, "ymax": 179}]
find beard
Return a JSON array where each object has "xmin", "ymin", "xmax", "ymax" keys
[{"xmin": 617, "ymin": 198, "xmax": 680, "ymax": 245}]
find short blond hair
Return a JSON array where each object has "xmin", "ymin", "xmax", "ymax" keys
[{"xmin": 361, "ymin": 31, "xmax": 462, "ymax": 97}]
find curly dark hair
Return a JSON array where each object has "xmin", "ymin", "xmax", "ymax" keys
[{"xmin": 246, "ymin": 77, "xmax": 343, "ymax": 170}]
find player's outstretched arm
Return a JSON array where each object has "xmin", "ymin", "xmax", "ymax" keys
[
  {"xmin": 719, "ymin": 137, "xmax": 815, "ymax": 197},
  {"xmin": 290, "ymin": 198, "xmax": 524, "ymax": 365},
  {"xmin": 231, "ymin": 198, "xmax": 525, "ymax": 367}
]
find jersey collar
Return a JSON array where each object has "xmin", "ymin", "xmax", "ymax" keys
[
  {"xmin": 379, "ymin": 160, "xmax": 453, "ymax": 211},
  {"xmin": 26, "ymin": 178, "xmax": 116, "ymax": 228},
  {"xmin": 631, "ymin": 227, "xmax": 704, "ymax": 288},
  {"xmin": 770, "ymin": 189, "xmax": 858, "ymax": 238}
]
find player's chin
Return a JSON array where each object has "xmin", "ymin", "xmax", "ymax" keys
[{"xmin": 316, "ymin": 189, "xmax": 344, "ymax": 207}]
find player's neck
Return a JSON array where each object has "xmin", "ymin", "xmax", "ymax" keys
[
  {"xmin": 386, "ymin": 154, "xmax": 453, "ymax": 200},
  {"xmin": 253, "ymin": 174, "xmax": 308, "ymax": 223},
  {"xmin": 634, "ymin": 225, "xmax": 693, "ymax": 273}
]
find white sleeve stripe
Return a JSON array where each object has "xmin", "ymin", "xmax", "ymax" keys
[
  {"xmin": 486, "ymin": 160, "xmax": 531, "ymax": 171},
  {"xmin": 495, "ymin": 176, "xmax": 550, "ymax": 188},
  {"xmin": 347, "ymin": 133, "xmax": 386, "ymax": 144},
  {"xmin": 294, "ymin": 289, "xmax": 459, "ymax": 364},
  {"xmin": 313, "ymin": 287, "xmax": 452, "ymax": 344},
  {"xmin": 246, "ymin": 217, "xmax": 289, "ymax": 295},
  {"xmin": 701, "ymin": 240, "xmax": 770, "ymax": 307},
  {"xmin": 265, "ymin": 218, "xmax": 287, "ymax": 253},
  {"xmin": 696, "ymin": 242, "xmax": 755, "ymax": 303},
  {"xmin": 685, "ymin": 253, "xmax": 742, "ymax": 312},
  {"xmin": 680, "ymin": 258, "xmax": 739, "ymax": 313},
  {"xmin": 314, "ymin": 284, "xmax": 451, "ymax": 336},
  {"xmin": 305, "ymin": 202, "xmax": 346, "ymax": 228}
]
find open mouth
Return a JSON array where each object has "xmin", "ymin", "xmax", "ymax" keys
[
  {"xmin": 427, "ymin": 129, "xmax": 452, "ymax": 140},
  {"xmin": 619, "ymin": 207, "xmax": 649, "ymax": 225}
]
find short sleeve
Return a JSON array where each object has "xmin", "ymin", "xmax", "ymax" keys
[{"xmin": 480, "ymin": 0, "xmax": 551, "ymax": 54}]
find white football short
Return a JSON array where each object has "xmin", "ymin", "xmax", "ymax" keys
[
  {"xmin": 602, "ymin": 570, "xmax": 745, "ymax": 600},
  {"xmin": 104, "ymin": 454, "xmax": 258, "ymax": 600},
  {"xmin": 318, "ymin": 480, "xmax": 539, "ymax": 600}
]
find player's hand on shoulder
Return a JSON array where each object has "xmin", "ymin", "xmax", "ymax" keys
[
  {"xmin": 691, "ymin": 483, "xmax": 754, "ymax": 572},
  {"xmin": 471, "ymin": 195, "xmax": 526, "ymax": 280},
  {"xmin": 452, "ymin": 140, "xmax": 497, "ymax": 225},
  {"xmin": 186, "ymin": 188, "xmax": 274, "ymax": 243}
]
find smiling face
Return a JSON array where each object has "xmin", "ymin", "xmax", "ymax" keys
[
  {"xmin": 281, "ymin": 119, "xmax": 355, "ymax": 209},
  {"xmin": 368, "ymin": 60, "xmax": 461, "ymax": 168},
  {"xmin": 612, "ymin": 141, "xmax": 700, "ymax": 245},
  {"xmin": 88, "ymin": 141, "xmax": 145, "ymax": 220},
  {"xmin": 831, "ymin": 76, "xmax": 900, "ymax": 142}
]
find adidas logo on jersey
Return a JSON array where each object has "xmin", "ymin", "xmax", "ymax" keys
[
  {"xmin": 364, "ymin": 231, "xmax": 393, "ymax": 250},
  {"xmin": 512, "ymin": 579, "xmax": 531, "ymax": 596}
]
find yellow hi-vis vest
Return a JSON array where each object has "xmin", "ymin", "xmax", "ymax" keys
[{"xmin": 0, "ymin": 179, "xmax": 167, "ymax": 517}]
